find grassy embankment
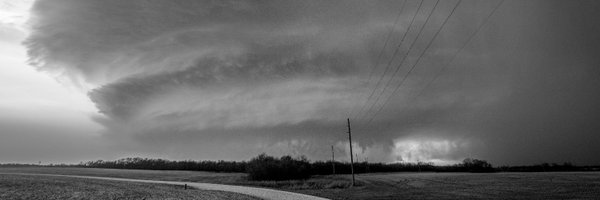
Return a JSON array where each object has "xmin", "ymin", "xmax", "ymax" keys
[
  {"xmin": 0, "ymin": 173, "xmax": 259, "ymax": 200},
  {"xmin": 2, "ymin": 167, "xmax": 600, "ymax": 199}
]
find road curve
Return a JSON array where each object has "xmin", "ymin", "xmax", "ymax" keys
[{"xmin": 0, "ymin": 173, "xmax": 328, "ymax": 200}]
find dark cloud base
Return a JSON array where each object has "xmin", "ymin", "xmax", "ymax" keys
[{"xmin": 22, "ymin": 0, "xmax": 600, "ymax": 165}]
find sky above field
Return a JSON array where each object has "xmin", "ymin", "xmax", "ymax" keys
[{"xmin": 1, "ymin": 0, "xmax": 600, "ymax": 165}]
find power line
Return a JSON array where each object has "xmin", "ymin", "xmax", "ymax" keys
[
  {"xmin": 358, "ymin": 0, "xmax": 441, "ymax": 122},
  {"xmin": 351, "ymin": 0, "xmax": 424, "ymax": 120},
  {"xmin": 410, "ymin": 0, "xmax": 505, "ymax": 107},
  {"xmin": 350, "ymin": 0, "xmax": 414, "ymax": 119},
  {"xmin": 364, "ymin": 0, "xmax": 463, "ymax": 126},
  {"xmin": 358, "ymin": 0, "xmax": 407, "ymax": 93},
  {"xmin": 363, "ymin": 0, "xmax": 503, "ymax": 134},
  {"xmin": 365, "ymin": 0, "xmax": 462, "ymax": 125}
]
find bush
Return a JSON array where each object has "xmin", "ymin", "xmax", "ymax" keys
[
  {"xmin": 246, "ymin": 153, "xmax": 311, "ymax": 181},
  {"xmin": 461, "ymin": 158, "xmax": 495, "ymax": 172}
]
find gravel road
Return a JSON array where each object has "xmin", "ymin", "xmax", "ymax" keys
[{"xmin": 0, "ymin": 173, "xmax": 329, "ymax": 200}]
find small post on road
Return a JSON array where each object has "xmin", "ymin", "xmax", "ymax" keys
[
  {"xmin": 347, "ymin": 118, "xmax": 356, "ymax": 186},
  {"xmin": 184, "ymin": 184, "xmax": 187, "ymax": 190}
]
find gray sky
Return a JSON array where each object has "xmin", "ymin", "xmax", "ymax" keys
[{"xmin": 1, "ymin": 0, "xmax": 599, "ymax": 165}]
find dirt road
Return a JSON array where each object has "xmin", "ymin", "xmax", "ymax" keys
[{"xmin": 0, "ymin": 173, "xmax": 328, "ymax": 200}]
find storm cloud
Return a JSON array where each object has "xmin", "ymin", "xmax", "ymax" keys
[{"xmin": 23, "ymin": 0, "xmax": 600, "ymax": 165}]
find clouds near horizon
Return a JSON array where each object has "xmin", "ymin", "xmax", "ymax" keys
[{"xmin": 16, "ymin": 0, "xmax": 600, "ymax": 165}]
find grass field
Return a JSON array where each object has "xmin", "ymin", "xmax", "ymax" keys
[
  {"xmin": 0, "ymin": 173, "xmax": 259, "ymax": 200},
  {"xmin": 2, "ymin": 167, "xmax": 600, "ymax": 199}
]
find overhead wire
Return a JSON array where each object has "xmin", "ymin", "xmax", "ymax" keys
[
  {"xmin": 363, "ymin": 0, "xmax": 463, "ymax": 126},
  {"xmin": 349, "ymin": 0, "xmax": 408, "ymax": 118},
  {"xmin": 409, "ymin": 0, "xmax": 505, "ymax": 107},
  {"xmin": 358, "ymin": 0, "xmax": 441, "ymax": 122},
  {"xmin": 350, "ymin": 0, "xmax": 424, "ymax": 118},
  {"xmin": 361, "ymin": 0, "xmax": 504, "ymax": 134}
]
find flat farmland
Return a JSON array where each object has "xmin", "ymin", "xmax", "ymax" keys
[
  {"xmin": 307, "ymin": 172, "xmax": 600, "ymax": 199},
  {"xmin": 0, "ymin": 173, "xmax": 259, "ymax": 200},
  {"xmin": 2, "ymin": 167, "xmax": 599, "ymax": 199},
  {"xmin": 0, "ymin": 167, "xmax": 247, "ymax": 184}
]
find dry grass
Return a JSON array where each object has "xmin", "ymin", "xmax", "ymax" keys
[
  {"xmin": 0, "ymin": 167, "xmax": 246, "ymax": 184},
  {"xmin": 0, "ymin": 173, "xmax": 259, "ymax": 200},
  {"xmin": 296, "ymin": 172, "xmax": 600, "ymax": 200},
  {"xmin": 2, "ymin": 167, "xmax": 600, "ymax": 199}
]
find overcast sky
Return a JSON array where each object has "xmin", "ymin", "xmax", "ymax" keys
[{"xmin": 1, "ymin": 0, "xmax": 599, "ymax": 165}]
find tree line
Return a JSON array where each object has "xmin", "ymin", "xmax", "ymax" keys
[
  {"xmin": 79, "ymin": 157, "xmax": 246, "ymax": 172},
  {"xmin": 3, "ymin": 154, "xmax": 598, "ymax": 181}
]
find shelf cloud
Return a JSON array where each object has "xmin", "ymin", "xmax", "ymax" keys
[{"xmin": 19, "ymin": 0, "xmax": 600, "ymax": 165}]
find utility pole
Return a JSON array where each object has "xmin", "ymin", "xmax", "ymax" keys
[
  {"xmin": 347, "ymin": 118, "xmax": 356, "ymax": 186},
  {"xmin": 365, "ymin": 157, "xmax": 369, "ymax": 173},
  {"xmin": 331, "ymin": 145, "xmax": 336, "ymax": 175}
]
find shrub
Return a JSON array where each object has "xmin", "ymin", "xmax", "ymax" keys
[
  {"xmin": 246, "ymin": 153, "xmax": 311, "ymax": 181},
  {"xmin": 461, "ymin": 158, "xmax": 495, "ymax": 172}
]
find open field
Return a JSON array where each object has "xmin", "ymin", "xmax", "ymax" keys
[
  {"xmin": 2, "ymin": 167, "xmax": 600, "ymax": 199},
  {"xmin": 0, "ymin": 173, "xmax": 259, "ymax": 200},
  {"xmin": 0, "ymin": 167, "xmax": 246, "ymax": 184}
]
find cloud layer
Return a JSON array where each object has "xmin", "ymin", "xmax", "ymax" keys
[{"xmin": 22, "ymin": 0, "xmax": 600, "ymax": 165}]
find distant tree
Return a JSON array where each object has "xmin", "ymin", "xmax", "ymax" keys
[
  {"xmin": 246, "ymin": 153, "xmax": 311, "ymax": 181},
  {"xmin": 80, "ymin": 157, "xmax": 245, "ymax": 173},
  {"xmin": 461, "ymin": 158, "xmax": 494, "ymax": 172}
]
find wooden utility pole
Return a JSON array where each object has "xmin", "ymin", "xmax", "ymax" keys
[
  {"xmin": 347, "ymin": 118, "xmax": 356, "ymax": 186},
  {"xmin": 365, "ymin": 157, "xmax": 369, "ymax": 173},
  {"xmin": 331, "ymin": 145, "xmax": 336, "ymax": 175}
]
